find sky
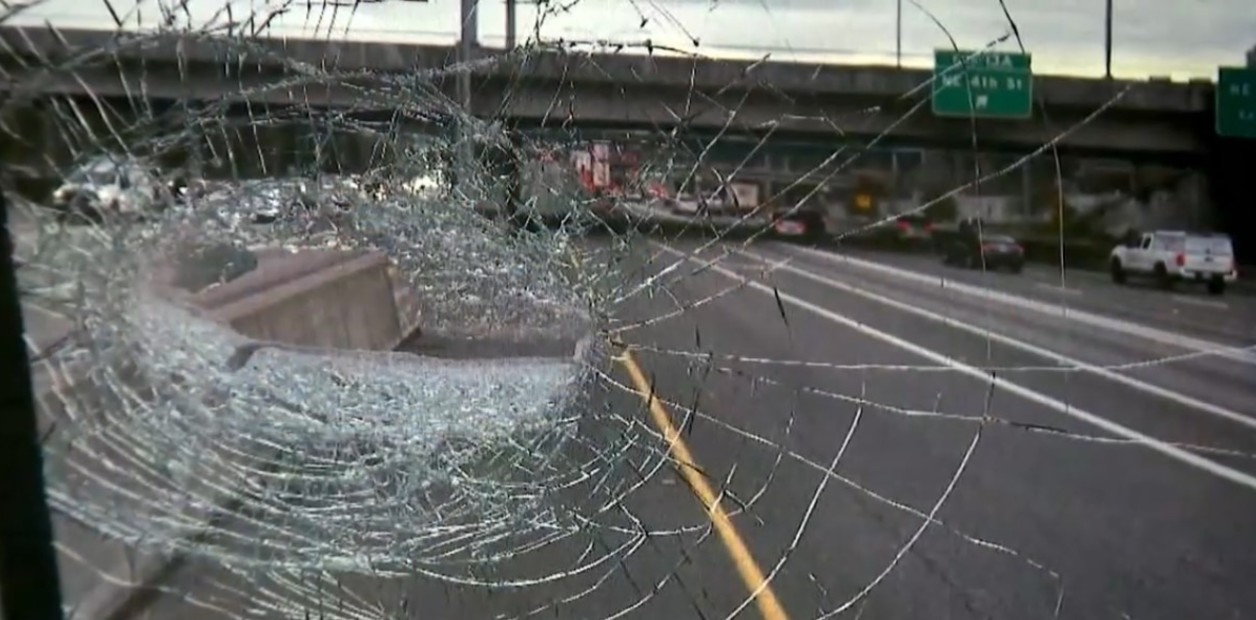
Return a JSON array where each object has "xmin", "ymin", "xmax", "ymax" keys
[{"xmin": 7, "ymin": 0, "xmax": 1255, "ymax": 79}]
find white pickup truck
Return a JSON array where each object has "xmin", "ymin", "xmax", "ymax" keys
[{"xmin": 1109, "ymin": 231, "xmax": 1238, "ymax": 295}]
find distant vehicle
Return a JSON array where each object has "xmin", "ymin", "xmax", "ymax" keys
[
  {"xmin": 942, "ymin": 233, "xmax": 1025, "ymax": 272},
  {"xmin": 671, "ymin": 192, "xmax": 702, "ymax": 215},
  {"xmin": 175, "ymin": 178, "xmax": 221, "ymax": 201},
  {"xmin": 768, "ymin": 185, "xmax": 829, "ymax": 240},
  {"xmin": 671, "ymin": 187, "xmax": 739, "ymax": 217},
  {"xmin": 198, "ymin": 177, "xmax": 366, "ymax": 226},
  {"xmin": 874, "ymin": 213, "xmax": 934, "ymax": 247},
  {"xmin": 50, "ymin": 155, "xmax": 176, "ymax": 223},
  {"xmin": 403, "ymin": 171, "xmax": 449, "ymax": 200},
  {"xmin": 1109, "ymin": 231, "xmax": 1236, "ymax": 295},
  {"xmin": 773, "ymin": 217, "xmax": 808, "ymax": 237},
  {"xmin": 511, "ymin": 157, "xmax": 614, "ymax": 231},
  {"xmin": 767, "ymin": 206, "xmax": 826, "ymax": 240},
  {"xmin": 304, "ymin": 175, "xmax": 369, "ymax": 213},
  {"xmin": 200, "ymin": 180, "xmax": 307, "ymax": 225}
]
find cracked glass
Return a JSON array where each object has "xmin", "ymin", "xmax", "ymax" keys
[{"xmin": 3, "ymin": 0, "xmax": 1256, "ymax": 619}]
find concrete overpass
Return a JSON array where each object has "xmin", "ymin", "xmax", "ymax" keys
[{"xmin": 0, "ymin": 25, "xmax": 1221, "ymax": 157}]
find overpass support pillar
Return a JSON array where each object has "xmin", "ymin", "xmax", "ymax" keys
[
  {"xmin": 1207, "ymin": 138, "xmax": 1256, "ymax": 261},
  {"xmin": 1021, "ymin": 159, "xmax": 1034, "ymax": 218}
]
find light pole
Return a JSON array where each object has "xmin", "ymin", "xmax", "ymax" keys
[
  {"xmin": 456, "ymin": 0, "xmax": 479, "ymax": 202},
  {"xmin": 458, "ymin": 0, "xmax": 478, "ymax": 110},
  {"xmin": 1104, "ymin": 0, "xmax": 1113, "ymax": 79},
  {"xmin": 505, "ymin": 0, "xmax": 517, "ymax": 50},
  {"xmin": 896, "ymin": 0, "xmax": 902, "ymax": 69}
]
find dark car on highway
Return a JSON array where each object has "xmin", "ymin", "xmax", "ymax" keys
[
  {"xmin": 942, "ymin": 233, "xmax": 1025, "ymax": 273},
  {"xmin": 887, "ymin": 213, "xmax": 935, "ymax": 247},
  {"xmin": 857, "ymin": 213, "xmax": 934, "ymax": 249}
]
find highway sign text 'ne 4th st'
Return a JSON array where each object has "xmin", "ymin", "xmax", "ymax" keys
[
  {"xmin": 932, "ymin": 50, "xmax": 1033, "ymax": 120},
  {"xmin": 1216, "ymin": 67, "xmax": 1256, "ymax": 139}
]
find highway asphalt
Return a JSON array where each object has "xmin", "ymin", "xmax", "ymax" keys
[
  {"xmin": 61, "ymin": 235, "xmax": 1256, "ymax": 619},
  {"xmin": 824, "ymin": 244, "xmax": 1256, "ymax": 346}
]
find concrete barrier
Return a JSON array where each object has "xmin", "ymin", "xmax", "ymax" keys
[
  {"xmin": 36, "ymin": 246, "xmax": 421, "ymax": 619},
  {"xmin": 198, "ymin": 249, "xmax": 408, "ymax": 351}
]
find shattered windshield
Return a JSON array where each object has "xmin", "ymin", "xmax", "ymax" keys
[
  {"xmin": 3, "ymin": 1, "xmax": 1256, "ymax": 620},
  {"xmin": 64, "ymin": 158, "xmax": 128, "ymax": 186}
]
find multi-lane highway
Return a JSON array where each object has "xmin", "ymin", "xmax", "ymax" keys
[
  {"xmin": 601, "ymin": 238, "xmax": 1256, "ymax": 619},
  {"xmin": 817, "ymin": 245, "xmax": 1255, "ymax": 346},
  {"xmin": 69, "ymin": 235, "xmax": 1256, "ymax": 619}
]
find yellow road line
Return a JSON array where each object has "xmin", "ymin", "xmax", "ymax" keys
[{"xmin": 618, "ymin": 349, "xmax": 789, "ymax": 620}]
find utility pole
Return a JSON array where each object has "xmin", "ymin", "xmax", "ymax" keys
[
  {"xmin": 458, "ymin": 0, "xmax": 478, "ymax": 110},
  {"xmin": 895, "ymin": 0, "xmax": 902, "ymax": 69},
  {"xmin": 456, "ymin": 0, "xmax": 480, "ymax": 207},
  {"xmin": 1104, "ymin": 0, "xmax": 1113, "ymax": 79},
  {"xmin": 505, "ymin": 0, "xmax": 517, "ymax": 50}
]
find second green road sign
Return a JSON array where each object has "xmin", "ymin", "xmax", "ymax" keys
[
  {"xmin": 932, "ymin": 50, "xmax": 1033, "ymax": 119},
  {"xmin": 1216, "ymin": 67, "xmax": 1256, "ymax": 139}
]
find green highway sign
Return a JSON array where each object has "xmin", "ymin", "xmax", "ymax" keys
[
  {"xmin": 932, "ymin": 50, "xmax": 1033, "ymax": 119},
  {"xmin": 1216, "ymin": 67, "xmax": 1256, "ymax": 139}
]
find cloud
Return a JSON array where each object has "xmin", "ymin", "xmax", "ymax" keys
[
  {"xmin": 528, "ymin": 0, "xmax": 1254, "ymax": 78},
  {"xmin": 6, "ymin": 0, "xmax": 1253, "ymax": 78}
]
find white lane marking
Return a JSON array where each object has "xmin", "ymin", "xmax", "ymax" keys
[
  {"xmin": 1034, "ymin": 282, "xmax": 1084, "ymax": 296},
  {"xmin": 779, "ymin": 244, "xmax": 1256, "ymax": 366},
  {"xmin": 720, "ymin": 260, "xmax": 776, "ymax": 272},
  {"xmin": 738, "ymin": 247, "xmax": 1256, "ymax": 432},
  {"xmin": 1170, "ymin": 295, "xmax": 1229, "ymax": 310},
  {"xmin": 655, "ymin": 243, "xmax": 1256, "ymax": 492}
]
